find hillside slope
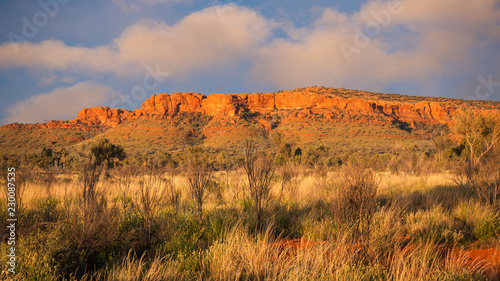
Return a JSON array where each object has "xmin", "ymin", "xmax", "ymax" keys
[{"xmin": 1, "ymin": 87, "xmax": 499, "ymax": 157}]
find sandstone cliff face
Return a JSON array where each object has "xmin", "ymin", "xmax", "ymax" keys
[
  {"xmin": 9, "ymin": 87, "xmax": 496, "ymax": 130},
  {"xmin": 203, "ymin": 94, "xmax": 242, "ymax": 117},
  {"xmin": 74, "ymin": 88, "xmax": 464, "ymax": 127},
  {"xmin": 77, "ymin": 107, "xmax": 131, "ymax": 126},
  {"xmin": 139, "ymin": 92, "xmax": 205, "ymax": 117}
]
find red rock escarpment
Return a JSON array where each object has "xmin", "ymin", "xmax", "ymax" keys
[
  {"xmin": 75, "ymin": 89, "xmax": 462, "ymax": 127},
  {"xmin": 37, "ymin": 87, "xmax": 498, "ymax": 129}
]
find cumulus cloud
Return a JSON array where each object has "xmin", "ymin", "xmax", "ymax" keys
[
  {"xmin": 3, "ymin": 81, "xmax": 120, "ymax": 124},
  {"xmin": 115, "ymin": 6, "xmax": 270, "ymax": 73},
  {"xmin": 0, "ymin": 40, "xmax": 132, "ymax": 75},
  {"xmin": 0, "ymin": 5, "xmax": 269, "ymax": 80},
  {"xmin": 252, "ymin": 0, "xmax": 500, "ymax": 94},
  {"xmin": 1, "ymin": 1, "xmax": 499, "ymax": 98}
]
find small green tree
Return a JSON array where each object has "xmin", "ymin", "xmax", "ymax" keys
[
  {"xmin": 432, "ymin": 136, "xmax": 453, "ymax": 163},
  {"xmin": 23, "ymin": 148, "xmax": 53, "ymax": 168},
  {"xmin": 90, "ymin": 138, "xmax": 126, "ymax": 168},
  {"xmin": 304, "ymin": 144, "xmax": 330, "ymax": 166},
  {"xmin": 158, "ymin": 151, "xmax": 178, "ymax": 169},
  {"xmin": 79, "ymin": 138, "xmax": 126, "ymax": 205},
  {"xmin": 453, "ymin": 112, "xmax": 500, "ymax": 209},
  {"xmin": 453, "ymin": 111, "xmax": 500, "ymax": 165},
  {"xmin": 51, "ymin": 148, "xmax": 69, "ymax": 170}
]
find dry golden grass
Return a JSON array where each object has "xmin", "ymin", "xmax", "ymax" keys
[{"xmin": 1, "ymin": 168, "xmax": 499, "ymax": 280}]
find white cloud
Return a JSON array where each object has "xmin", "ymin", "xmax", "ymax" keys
[
  {"xmin": 0, "ymin": 40, "xmax": 132, "ymax": 75},
  {"xmin": 252, "ymin": 0, "xmax": 500, "ymax": 93},
  {"xmin": 114, "ymin": 6, "xmax": 270, "ymax": 74},
  {"xmin": 3, "ymin": 81, "xmax": 120, "ymax": 124},
  {"xmin": 0, "ymin": 5, "xmax": 269, "ymax": 80},
  {"xmin": 0, "ymin": 1, "xmax": 499, "ymax": 98}
]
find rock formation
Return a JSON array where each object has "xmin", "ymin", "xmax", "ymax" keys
[
  {"xmin": 2, "ymin": 86, "xmax": 500, "ymax": 156},
  {"xmin": 3, "ymin": 86, "xmax": 500, "ymax": 131},
  {"xmin": 73, "ymin": 87, "xmax": 492, "ymax": 128}
]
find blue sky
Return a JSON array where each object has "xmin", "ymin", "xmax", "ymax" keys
[{"xmin": 1, "ymin": 0, "xmax": 499, "ymax": 124}]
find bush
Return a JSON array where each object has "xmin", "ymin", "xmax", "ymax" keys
[
  {"xmin": 469, "ymin": 156, "xmax": 500, "ymax": 210},
  {"xmin": 453, "ymin": 111, "xmax": 500, "ymax": 165},
  {"xmin": 242, "ymin": 140, "xmax": 275, "ymax": 232},
  {"xmin": 162, "ymin": 212, "xmax": 205, "ymax": 256},
  {"xmin": 454, "ymin": 200, "xmax": 500, "ymax": 241},
  {"xmin": 271, "ymin": 201, "xmax": 302, "ymax": 238},
  {"xmin": 34, "ymin": 197, "xmax": 60, "ymax": 223},
  {"xmin": 185, "ymin": 147, "xmax": 215, "ymax": 222},
  {"xmin": 49, "ymin": 205, "xmax": 120, "ymax": 278},
  {"xmin": 332, "ymin": 166, "xmax": 379, "ymax": 243},
  {"xmin": 405, "ymin": 206, "xmax": 461, "ymax": 243}
]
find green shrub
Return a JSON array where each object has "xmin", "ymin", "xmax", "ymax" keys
[
  {"xmin": 405, "ymin": 206, "xmax": 465, "ymax": 243},
  {"xmin": 163, "ymin": 212, "xmax": 204, "ymax": 257},
  {"xmin": 454, "ymin": 200, "xmax": 500, "ymax": 241},
  {"xmin": 475, "ymin": 218, "xmax": 499, "ymax": 241},
  {"xmin": 206, "ymin": 207, "xmax": 240, "ymax": 242},
  {"xmin": 34, "ymin": 197, "xmax": 60, "ymax": 223},
  {"xmin": 117, "ymin": 210, "xmax": 145, "ymax": 237},
  {"xmin": 1, "ymin": 238, "xmax": 60, "ymax": 281},
  {"xmin": 238, "ymin": 196, "xmax": 254, "ymax": 213},
  {"xmin": 271, "ymin": 201, "xmax": 302, "ymax": 238}
]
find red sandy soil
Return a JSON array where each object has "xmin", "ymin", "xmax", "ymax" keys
[
  {"xmin": 274, "ymin": 238, "xmax": 500, "ymax": 278},
  {"xmin": 450, "ymin": 247, "xmax": 500, "ymax": 277}
]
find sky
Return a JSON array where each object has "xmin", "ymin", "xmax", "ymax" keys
[{"xmin": 0, "ymin": 0, "xmax": 499, "ymax": 124}]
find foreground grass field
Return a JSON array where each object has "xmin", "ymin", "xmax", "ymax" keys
[{"xmin": 1, "ymin": 165, "xmax": 499, "ymax": 280}]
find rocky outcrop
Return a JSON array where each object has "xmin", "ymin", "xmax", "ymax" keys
[
  {"xmin": 139, "ymin": 92, "xmax": 205, "ymax": 117},
  {"xmin": 114, "ymin": 88, "xmax": 463, "ymax": 127},
  {"xmin": 5, "ymin": 87, "xmax": 498, "ymax": 130},
  {"xmin": 77, "ymin": 107, "xmax": 131, "ymax": 126},
  {"xmin": 3, "ymin": 86, "xmax": 500, "ymax": 157}
]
